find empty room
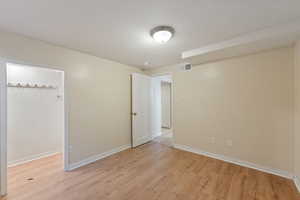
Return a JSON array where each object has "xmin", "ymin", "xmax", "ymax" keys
[{"xmin": 1, "ymin": 1, "xmax": 300, "ymax": 200}]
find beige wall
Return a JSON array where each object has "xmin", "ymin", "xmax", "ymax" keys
[
  {"xmin": 0, "ymin": 31, "xmax": 141, "ymax": 165},
  {"xmin": 295, "ymin": 41, "xmax": 300, "ymax": 178},
  {"xmin": 150, "ymin": 47, "xmax": 295, "ymax": 173}
]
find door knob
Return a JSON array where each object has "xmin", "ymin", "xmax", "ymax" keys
[{"xmin": 132, "ymin": 112, "xmax": 137, "ymax": 116}]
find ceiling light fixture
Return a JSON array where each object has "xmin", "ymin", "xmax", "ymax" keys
[{"xmin": 150, "ymin": 26, "xmax": 175, "ymax": 44}]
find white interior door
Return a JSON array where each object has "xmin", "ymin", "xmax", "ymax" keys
[{"xmin": 131, "ymin": 73, "xmax": 152, "ymax": 147}]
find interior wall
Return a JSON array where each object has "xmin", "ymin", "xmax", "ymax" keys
[
  {"xmin": 295, "ymin": 41, "xmax": 300, "ymax": 178},
  {"xmin": 161, "ymin": 82, "xmax": 171, "ymax": 128},
  {"xmin": 7, "ymin": 63, "xmax": 64, "ymax": 166},
  {"xmin": 148, "ymin": 47, "xmax": 294, "ymax": 173},
  {"xmin": 0, "ymin": 30, "xmax": 141, "ymax": 166}
]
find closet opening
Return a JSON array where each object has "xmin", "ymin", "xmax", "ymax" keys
[{"xmin": 0, "ymin": 62, "xmax": 68, "ymax": 196}]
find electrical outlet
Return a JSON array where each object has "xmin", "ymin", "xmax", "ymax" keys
[{"xmin": 226, "ymin": 140, "xmax": 233, "ymax": 147}]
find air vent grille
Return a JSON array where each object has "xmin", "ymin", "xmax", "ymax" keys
[{"xmin": 183, "ymin": 63, "xmax": 192, "ymax": 71}]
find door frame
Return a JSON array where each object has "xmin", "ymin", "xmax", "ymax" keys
[
  {"xmin": 161, "ymin": 81, "xmax": 172, "ymax": 129},
  {"xmin": 152, "ymin": 73, "xmax": 174, "ymax": 133},
  {"xmin": 0, "ymin": 58, "xmax": 70, "ymax": 196},
  {"xmin": 0, "ymin": 60, "xmax": 7, "ymax": 196}
]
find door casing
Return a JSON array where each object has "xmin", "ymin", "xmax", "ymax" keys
[{"xmin": 0, "ymin": 59, "xmax": 70, "ymax": 196}]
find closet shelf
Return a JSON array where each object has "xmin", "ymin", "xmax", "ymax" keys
[{"xmin": 7, "ymin": 82, "xmax": 58, "ymax": 89}]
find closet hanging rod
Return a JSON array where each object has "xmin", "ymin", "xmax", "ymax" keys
[{"xmin": 7, "ymin": 82, "xmax": 58, "ymax": 89}]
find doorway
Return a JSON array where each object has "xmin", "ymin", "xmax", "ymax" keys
[
  {"xmin": 153, "ymin": 75, "xmax": 173, "ymax": 146},
  {"xmin": 161, "ymin": 81, "xmax": 172, "ymax": 129},
  {"xmin": 131, "ymin": 73, "xmax": 173, "ymax": 148},
  {"xmin": 0, "ymin": 61, "xmax": 68, "ymax": 196}
]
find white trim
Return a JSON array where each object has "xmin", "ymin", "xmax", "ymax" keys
[
  {"xmin": 151, "ymin": 73, "xmax": 174, "ymax": 140},
  {"xmin": 0, "ymin": 61, "xmax": 7, "ymax": 196},
  {"xmin": 68, "ymin": 144, "xmax": 131, "ymax": 171},
  {"xmin": 174, "ymin": 144, "xmax": 293, "ymax": 179},
  {"xmin": 0, "ymin": 59, "xmax": 69, "ymax": 196},
  {"xmin": 8, "ymin": 151, "xmax": 61, "ymax": 167},
  {"xmin": 294, "ymin": 176, "xmax": 300, "ymax": 193},
  {"xmin": 63, "ymin": 71, "xmax": 70, "ymax": 171}
]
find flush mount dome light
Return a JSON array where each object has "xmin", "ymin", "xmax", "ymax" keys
[{"xmin": 150, "ymin": 26, "xmax": 175, "ymax": 44}]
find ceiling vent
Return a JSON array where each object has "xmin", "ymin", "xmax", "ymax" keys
[{"xmin": 183, "ymin": 63, "xmax": 192, "ymax": 71}]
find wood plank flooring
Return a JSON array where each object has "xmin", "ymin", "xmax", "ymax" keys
[{"xmin": 1, "ymin": 141, "xmax": 300, "ymax": 200}]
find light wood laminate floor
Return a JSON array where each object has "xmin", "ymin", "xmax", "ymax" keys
[{"xmin": 2, "ymin": 142, "xmax": 300, "ymax": 200}]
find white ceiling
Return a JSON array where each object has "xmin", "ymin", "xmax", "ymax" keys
[{"xmin": 1, "ymin": 0, "xmax": 300, "ymax": 69}]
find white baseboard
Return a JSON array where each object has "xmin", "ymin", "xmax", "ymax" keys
[
  {"xmin": 68, "ymin": 144, "xmax": 131, "ymax": 171},
  {"xmin": 174, "ymin": 144, "xmax": 293, "ymax": 179},
  {"xmin": 294, "ymin": 176, "xmax": 300, "ymax": 193},
  {"xmin": 8, "ymin": 150, "xmax": 61, "ymax": 167}
]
